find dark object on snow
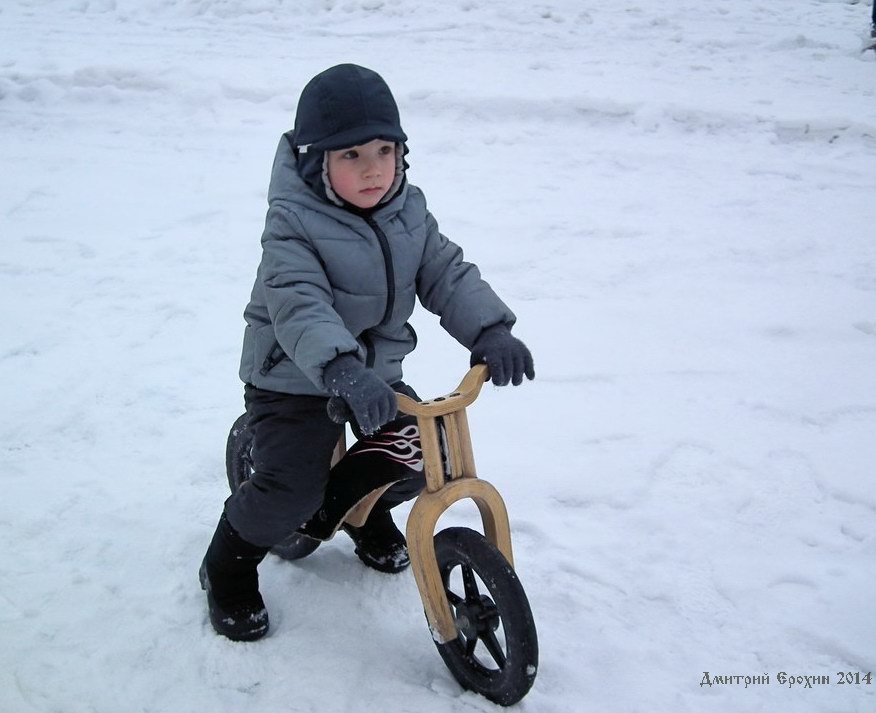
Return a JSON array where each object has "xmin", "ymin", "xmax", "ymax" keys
[
  {"xmin": 200, "ymin": 513, "xmax": 270, "ymax": 642},
  {"xmin": 342, "ymin": 509, "xmax": 410, "ymax": 573},
  {"xmin": 433, "ymin": 527, "xmax": 539, "ymax": 706}
]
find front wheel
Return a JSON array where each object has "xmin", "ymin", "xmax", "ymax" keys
[
  {"xmin": 432, "ymin": 527, "xmax": 538, "ymax": 706},
  {"xmin": 225, "ymin": 414, "xmax": 321, "ymax": 561}
]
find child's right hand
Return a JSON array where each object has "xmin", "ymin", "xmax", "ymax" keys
[{"xmin": 323, "ymin": 354, "xmax": 398, "ymax": 435}]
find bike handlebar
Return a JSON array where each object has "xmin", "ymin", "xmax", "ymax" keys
[{"xmin": 326, "ymin": 364, "xmax": 490, "ymax": 427}]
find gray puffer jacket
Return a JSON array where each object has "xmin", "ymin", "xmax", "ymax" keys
[{"xmin": 239, "ymin": 136, "xmax": 516, "ymax": 396}]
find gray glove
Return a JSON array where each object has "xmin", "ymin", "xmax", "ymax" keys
[
  {"xmin": 323, "ymin": 354, "xmax": 397, "ymax": 435},
  {"xmin": 469, "ymin": 324, "xmax": 535, "ymax": 386}
]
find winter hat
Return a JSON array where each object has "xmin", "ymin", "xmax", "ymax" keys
[{"xmin": 291, "ymin": 64, "xmax": 408, "ymax": 206}]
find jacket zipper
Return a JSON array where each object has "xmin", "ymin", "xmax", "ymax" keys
[
  {"xmin": 259, "ymin": 341, "xmax": 286, "ymax": 376},
  {"xmin": 364, "ymin": 216, "xmax": 395, "ymax": 326},
  {"xmin": 360, "ymin": 331, "xmax": 376, "ymax": 368}
]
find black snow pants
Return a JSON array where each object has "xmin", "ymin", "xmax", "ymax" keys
[{"xmin": 224, "ymin": 382, "xmax": 425, "ymax": 548}]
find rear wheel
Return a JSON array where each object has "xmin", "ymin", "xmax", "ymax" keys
[
  {"xmin": 225, "ymin": 414, "xmax": 321, "ymax": 561},
  {"xmin": 432, "ymin": 527, "xmax": 538, "ymax": 706}
]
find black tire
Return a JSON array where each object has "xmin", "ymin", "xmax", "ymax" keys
[
  {"xmin": 432, "ymin": 526, "xmax": 538, "ymax": 706},
  {"xmin": 225, "ymin": 414, "xmax": 321, "ymax": 561}
]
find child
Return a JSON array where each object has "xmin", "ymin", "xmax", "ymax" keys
[{"xmin": 200, "ymin": 64, "xmax": 535, "ymax": 642}]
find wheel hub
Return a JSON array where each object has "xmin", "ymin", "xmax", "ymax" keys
[{"xmin": 454, "ymin": 594, "xmax": 499, "ymax": 639}]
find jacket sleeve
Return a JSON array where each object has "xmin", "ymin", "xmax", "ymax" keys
[
  {"xmin": 416, "ymin": 209, "xmax": 516, "ymax": 349},
  {"xmin": 259, "ymin": 204, "xmax": 362, "ymax": 388}
]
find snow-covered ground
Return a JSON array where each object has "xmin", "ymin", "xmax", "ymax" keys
[{"xmin": 2, "ymin": 1, "xmax": 875, "ymax": 711}]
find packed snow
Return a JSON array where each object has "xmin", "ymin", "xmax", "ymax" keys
[{"xmin": 2, "ymin": 1, "xmax": 875, "ymax": 711}]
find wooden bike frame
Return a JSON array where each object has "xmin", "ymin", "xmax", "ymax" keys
[
  {"xmin": 397, "ymin": 364, "xmax": 514, "ymax": 644},
  {"xmin": 330, "ymin": 365, "xmax": 514, "ymax": 644}
]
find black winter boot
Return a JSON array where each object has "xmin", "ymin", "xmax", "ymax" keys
[
  {"xmin": 342, "ymin": 509, "xmax": 410, "ymax": 574},
  {"xmin": 200, "ymin": 513, "xmax": 270, "ymax": 641}
]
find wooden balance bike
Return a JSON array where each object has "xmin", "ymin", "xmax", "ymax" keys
[{"xmin": 225, "ymin": 365, "xmax": 538, "ymax": 706}]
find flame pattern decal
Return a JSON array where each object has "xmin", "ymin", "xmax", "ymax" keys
[{"xmin": 351, "ymin": 424, "xmax": 423, "ymax": 472}]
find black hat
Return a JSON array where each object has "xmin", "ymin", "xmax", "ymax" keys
[{"xmin": 291, "ymin": 64, "xmax": 407, "ymax": 153}]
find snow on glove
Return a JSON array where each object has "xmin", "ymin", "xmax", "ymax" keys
[
  {"xmin": 323, "ymin": 354, "xmax": 398, "ymax": 435},
  {"xmin": 469, "ymin": 324, "xmax": 535, "ymax": 387}
]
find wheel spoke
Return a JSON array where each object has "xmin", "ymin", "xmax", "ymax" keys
[
  {"xmin": 461, "ymin": 565, "xmax": 480, "ymax": 601},
  {"xmin": 481, "ymin": 630, "xmax": 507, "ymax": 668},
  {"xmin": 445, "ymin": 588, "xmax": 464, "ymax": 607},
  {"xmin": 465, "ymin": 633, "xmax": 479, "ymax": 657}
]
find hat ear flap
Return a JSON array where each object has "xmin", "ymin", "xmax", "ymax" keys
[{"xmin": 321, "ymin": 152, "xmax": 344, "ymax": 207}]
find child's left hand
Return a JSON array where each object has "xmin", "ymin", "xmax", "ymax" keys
[{"xmin": 469, "ymin": 324, "xmax": 535, "ymax": 387}]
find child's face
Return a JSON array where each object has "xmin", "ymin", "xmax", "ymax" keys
[{"xmin": 326, "ymin": 139, "xmax": 396, "ymax": 209}]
